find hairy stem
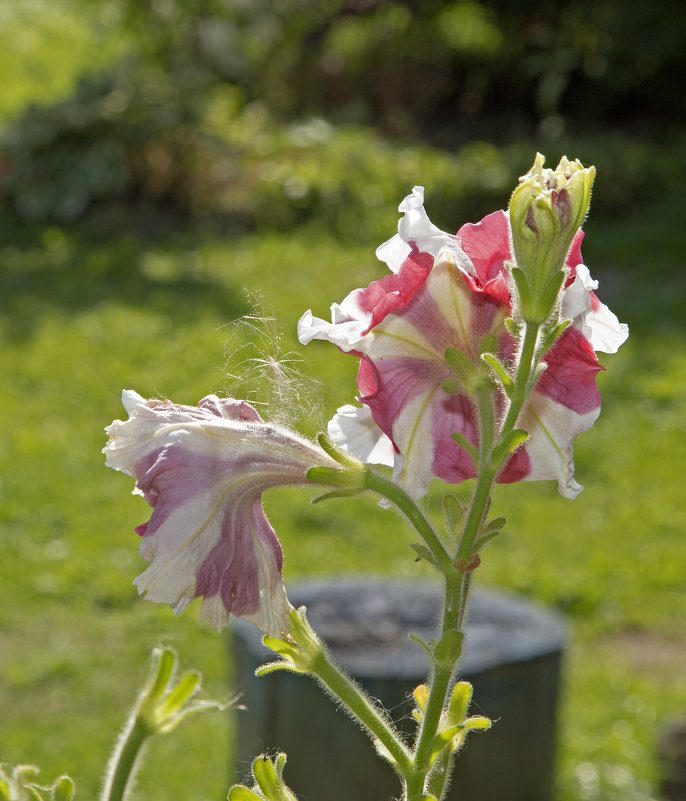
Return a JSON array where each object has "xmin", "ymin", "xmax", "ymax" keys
[
  {"xmin": 101, "ymin": 718, "xmax": 150, "ymax": 801},
  {"xmin": 309, "ymin": 645, "xmax": 412, "ymax": 776}
]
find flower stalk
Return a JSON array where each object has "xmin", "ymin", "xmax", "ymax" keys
[{"xmin": 101, "ymin": 647, "xmax": 230, "ymax": 801}]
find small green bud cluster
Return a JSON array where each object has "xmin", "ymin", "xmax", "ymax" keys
[
  {"xmin": 509, "ymin": 153, "xmax": 595, "ymax": 323},
  {"xmin": 228, "ymin": 754, "xmax": 298, "ymax": 801},
  {"xmin": 0, "ymin": 764, "xmax": 74, "ymax": 801}
]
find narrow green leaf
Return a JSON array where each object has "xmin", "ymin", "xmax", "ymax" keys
[
  {"xmin": 511, "ymin": 266, "xmax": 534, "ymax": 319},
  {"xmin": 537, "ymin": 270, "xmax": 566, "ymax": 320},
  {"xmin": 255, "ymin": 661, "xmax": 308, "ymax": 677},
  {"xmin": 155, "ymin": 672, "xmax": 200, "ymax": 721},
  {"xmin": 447, "ymin": 681, "xmax": 473, "ymax": 724},
  {"xmin": 261, "ymin": 637, "xmax": 300, "ymax": 661},
  {"xmin": 51, "ymin": 777, "xmax": 75, "ymax": 801},
  {"xmin": 464, "ymin": 715, "xmax": 492, "ymax": 731},
  {"xmin": 228, "ymin": 787, "xmax": 263, "ymax": 801},
  {"xmin": 540, "ymin": 318, "xmax": 571, "ymax": 354},
  {"xmin": 156, "ymin": 699, "xmax": 228, "ymax": 734},
  {"xmin": 274, "ymin": 753, "xmax": 288, "ymax": 781},
  {"xmin": 492, "ymin": 429, "xmax": 528, "ymax": 468},
  {"xmin": 444, "ymin": 347, "xmax": 476, "ymax": 381},
  {"xmin": 442, "ymin": 379, "xmax": 461, "ymax": 395},
  {"xmin": 306, "ymin": 466, "xmax": 364, "ymax": 490},
  {"xmin": 451, "ymin": 432, "xmax": 479, "ymax": 467},
  {"xmin": 311, "ymin": 487, "xmax": 363, "ymax": 504},
  {"xmin": 408, "ymin": 633, "xmax": 434, "ymax": 660},
  {"xmin": 481, "ymin": 353, "xmax": 514, "ymax": 397},
  {"xmin": 505, "ymin": 317, "xmax": 520, "ymax": 336},
  {"xmin": 473, "ymin": 528, "xmax": 504, "ymax": 551},
  {"xmin": 148, "ymin": 647, "xmax": 175, "ymax": 705},
  {"xmin": 479, "ymin": 334, "xmax": 499, "ymax": 355},
  {"xmin": 486, "ymin": 516, "xmax": 506, "ymax": 532},
  {"xmin": 316, "ymin": 433, "xmax": 362, "ymax": 468},
  {"xmin": 0, "ymin": 777, "xmax": 10, "ymax": 801},
  {"xmin": 427, "ymin": 725, "xmax": 466, "ymax": 762},
  {"xmin": 253, "ymin": 755, "xmax": 281, "ymax": 801},
  {"xmin": 442, "ymin": 493, "xmax": 464, "ymax": 534},
  {"xmin": 434, "ymin": 630, "xmax": 464, "ymax": 666},
  {"xmin": 410, "ymin": 543, "xmax": 439, "ymax": 568}
]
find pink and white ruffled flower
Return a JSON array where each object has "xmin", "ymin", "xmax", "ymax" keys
[
  {"xmin": 104, "ymin": 391, "xmax": 338, "ymax": 636},
  {"xmin": 298, "ymin": 186, "xmax": 628, "ymax": 500}
]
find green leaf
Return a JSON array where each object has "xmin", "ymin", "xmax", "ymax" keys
[
  {"xmin": 228, "ymin": 787, "xmax": 263, "ymax": 801},
  {"xmin": 155, "ymin": 672, "xmax": 200, "ymax": 722},
  {"xmin": 442, "ymin": 493, "xmax": 464, "ymax": 534},
  {"xmin": 427, "ymin": 725, "xmax": 466, "ymax": 762},
  {"xmin": 540, "ymin": 318, "xmax": 571, "ymax": 353},
  {"xmin": 492, "ymin": 429, "xmax": 528, "ymax": 468},
  {"xmin": 311, "ymin": 487, "xmax": 364, "ymax": 504},
  {"xmin": 511, "ymin": 266, "xmax": 534, "ymax": 320},
  {"xmin": 253, "ymin": 756, "xmax": 281, "ymax": 801},
  {"xmin": 441, "ymin": 379, "xmax": 461, "ymax": 395},
  {"xmin": 0, "ymin": 777, "xmax": 9, "ymax": 801},
  {"xmin": 410, "ymin": 543, "xmax": 439, "ymax": 568},
  {"xmin": 261, "ymin": 637, "xmax": 300, "ymax": 661},
  {"xmin": 450, "ymin": 432, "xmax": 479, "ymax": 467},
  {"xmin": 481, "ymin": 353, "xmax": 514, "ymax": 397},
  {"xmin": 51, "ymin": 777, "xmax": 75, "ymax": 801},
  {"xmin": 536, "ymin": 270, "xmax": 566, "ymax": 321},
  {"xmin": 447, "ymin": 681, "xmax": 473, "ymax": 724},
  {"xmin": 255, "ymin": 661, "xmax": 308, "ymax": 677},
  {"xmin": 316, "ymin": 433, "xmax": 362, "ymax": 468},
  {"xmin": 464, "ymin": 715, "xmax": 492, "ymax": 731},
  {"xmin": 306, "ymin": 466, "xmax": 365, "ymax": 491},
  {"xmin": 434, "ymin": 630, "xmax": 464, "ymax": 667},
  {"xmin": 274, "ymin": 753, "xmax": 288, "ymax": 781},
  {"xmin": 444, "ymin": 347, "xmax": 476, "ymax": 381},
  {"xmin": 486, "ymin": 516, "xmax": 506, "ymax": 532},
  {"xmin": 148, "ymin": 647, "xmax": 175, "ymax": 705},
  {"xmin": 479, "ymin": 334, "xmax": 499, "ymax": 355},
  {"xmin": 408, "ymin": 633, "xmax": 434, "ymax": 661}
]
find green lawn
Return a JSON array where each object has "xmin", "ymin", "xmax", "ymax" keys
[{"xmin": 1, "ymin": 208, "xmax": 685, "ymax": 800}]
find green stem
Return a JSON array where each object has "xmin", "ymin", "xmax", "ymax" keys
[
  {"xmin": 101, "ymin": 718, "xmax": 151, "ymax": 801},
  {"xmin": 309, "ymin": 647, "xmax": 412, "ymax": 775},
  {"xmin": 409, "ymin": 574, "xmax": 462, "ymax": 774},
  {"xmin": 501, "ymin": 322, "xmax": 541, "ymax": 434},
  {"xmin": 405, "ymin": 322, "xmax": 546, "ymax": 799},
  {"xmin": 365, "ymin": 471, "xmax": 452, "ymax": 572}
]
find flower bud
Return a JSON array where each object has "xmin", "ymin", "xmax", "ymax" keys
[{"xmin": 509, "ymin": 153, "xmax": 595, "ymax": 322}]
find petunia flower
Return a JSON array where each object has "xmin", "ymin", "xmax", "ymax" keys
[
  {"xmin": 298, "ymin": 186, "xmax": 628, "ymax": 500},
  {"xmin": 104, "ymin": 391, "xmax": 339, "ymax": 636}
]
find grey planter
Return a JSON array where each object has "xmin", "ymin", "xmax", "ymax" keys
[{"xmin": 231, "ymin": 577, "xmax": 567, "ymax": 801}]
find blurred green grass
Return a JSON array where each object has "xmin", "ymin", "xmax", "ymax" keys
[{"xmin": 1, "ymin": 216, "xmax": 685, "ymax": 801}]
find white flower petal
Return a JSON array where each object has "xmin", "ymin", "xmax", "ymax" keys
[
  {"xmin": 518, "ymin": 392, "xmax": 601, "ymax": 499},
  {"xmin": 297, "ymin": 288, "xmax": 372, "ymax": 351},
  {"xmin": 376, "ymin": 185, "xmax": 475, "ymax": 276},
  {"xmin": 563, "ymin": 264, "xmax": 629, "ymax": 354},
  {"xmin": 327, "ymin": 404, "xmax": 395, "ymax": 467}
]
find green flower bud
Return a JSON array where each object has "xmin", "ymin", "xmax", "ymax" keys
[{"xmin": 509, "ymin": 153, "xmax": 595, "ymax": 322}]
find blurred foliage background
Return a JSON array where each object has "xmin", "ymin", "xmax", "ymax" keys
[{"xmin": 1, "ymin": 2, "xmax": 685, "ymax": 801}]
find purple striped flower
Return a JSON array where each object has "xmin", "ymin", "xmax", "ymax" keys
[
  {"xmin": 299, "ymin": 186, "xmax": 628, "ymax": 500},
  {"xmin": 105, "ymin": 391, "xmax": 338, "ymax": 636}
]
